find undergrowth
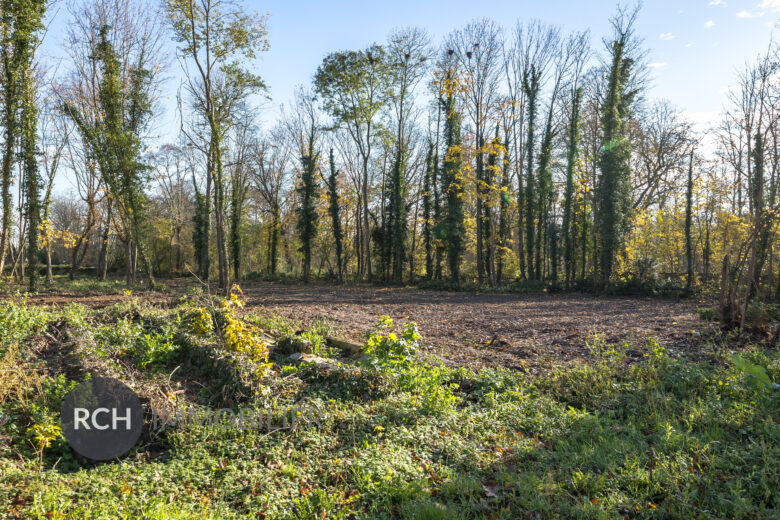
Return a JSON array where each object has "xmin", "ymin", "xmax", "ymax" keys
[{"xmin": 0, "ymin": 295, "xmax": 777, "ymax": 519}]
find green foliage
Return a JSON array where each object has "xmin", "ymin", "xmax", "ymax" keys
[
  {"xmin": 596, "ymin": 25, "xmax": 636, "ymax": 286},
  {"xmin": 3, "ymin": 296, "xmax": 779, "ymax": 518},
  {"xmin": 0, "ymin": 298, "xmax": 51, "ymax": 351},
  {"xmin": 440, "ymin": 69, "xmax": 465, "ymax": 286},
  {"xmin": 134, "ymin": 329, "xmax": 180, "ymax": 368},
  {"xmin": 314, "ymin": 45, "xmax": 391, "ymax": 128},
  {"xmin": 363, "ymin": 316, "xmax": 418, "ymax": 373},
  {"xmin": 732, "ymin": 354, "xmax": 774, "ymax": 392},
  {"xmin": 363, "ymin": 317, "xmax": 457, "ymax": 413},
  {"xmin": 327, "ymin": 149, "xmax": 344, "ymax": 282},
  {"xmin": 62, "ymin": 26, "xmax": 155, "ymax": 286},
  {"xmin": 192, "ymin": 182, "xmax": 209, "ymax": 277},
  {"xmin": 296, "ymin": 148, "xmax": 319, "ymax": 282},
  {"xmin": 697, "ymin": 306, "xmax": 719, "ymax": 321}
]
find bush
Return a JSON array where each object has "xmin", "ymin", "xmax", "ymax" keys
[
  {"xmin": 134, "ymin": 328, "xmax": 180, "ymax": 368},
  {"xmin": 362, "ymin": 316, "xmax": 458, "ymax": 414}
]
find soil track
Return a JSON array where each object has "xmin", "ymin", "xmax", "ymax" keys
[{"xmin": 242, "ymin": 283, "xmax": 708, "ymax": 371}]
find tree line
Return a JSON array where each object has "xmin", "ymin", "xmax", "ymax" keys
[{"xmin": 2, "ymin": 0, "xmax": 780, "ymax": 313}]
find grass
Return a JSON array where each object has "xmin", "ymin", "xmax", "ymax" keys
[{"xmin": 0, "ymin": 293, "xmax": 778, "ymax": 519}]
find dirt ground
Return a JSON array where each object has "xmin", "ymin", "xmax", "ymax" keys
[
  {"xmin": 9, "ymin": 281, "xmax": 710, "ymax": 371},
  {"xmin": 242, "ymin": 283, "xmax": 708, "ymax": 371}
]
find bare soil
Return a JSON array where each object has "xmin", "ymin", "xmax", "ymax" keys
[
  {"xmin": 7, "ymin": 280, "xmax": 711, "ymax": 371},
  {"xmin": 241, "ymin": 283, "xmax": 709, "ymax": 371}
]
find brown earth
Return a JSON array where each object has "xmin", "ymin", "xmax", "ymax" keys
[
  {"xmin": 5, "ymin": 280, "xmax": 712, "ymax": 371},
  {"xmin": 241, "ymin": 283, "xmax": 710, "ymax": 371}
]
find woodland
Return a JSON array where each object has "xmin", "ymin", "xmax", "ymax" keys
[{"xmin": 0, "ymin": 1, "xmax": 778, "ymax": 519}]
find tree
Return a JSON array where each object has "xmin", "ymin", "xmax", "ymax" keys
[
  {"xmin": 422, "ymin": 142, "xmax": 435, "ymax": 279},
  {"xmin": 315, "ymin": 45, "xmax": 390, "ymax": 281},
  {"xmin": 63, "ymin": 26, "xmax": 156, "ymax": 287},
  {"xmin": 386, "ymin": 28, "xmax": 429, "ymax": 283},
  {"xmin": 252, "ymin": 127, "xmax": 291, "ymax": 276},
  {"xmin": 226, "ymin": 108, "xmax": 255, "ymax": 281},
  {"xmin": 286, "ymin": 88, "xmax": 321, "ymax": 282},
  {"xmin": 517, "ymin": 22, "xmax": 559, "ymax": 280},
  {"xmin": 563, "ymin": 87, "xmax": 583, "ymax": 287},
  {"xmin": 446, "ymin": 20, "xmax": 502, "ymax": 284},
  {"xmin": 57, "ymin": 0, "xmax": 165, "ymax": 285},
  {"xmin": 0, "ymin": 0, "xmax": 46, "ymax": 286},
  {"xmin": 296, "ymin": 149, "xmax": 318, "ymax": 282},
  {"xmin": 167, "ymin": 0, "xmax": 268, "ymax": 290},
  {"xmin": 324, "ymin": 148, "xmax": 344, "ymax": 283},
  {"xmin": 685, "ymin": 146, "xmax": 694, "ymax": 291},
  {"xmin": 595, "ymin": 7, "xmax": 640, "ymax": 286},
  {"xmin": 496, "ymin": 119, "xmax": 512, "ymax": 284},
  {"xmin": 440, "ymin": 65, "xmax": 465, "ymax": 285}
]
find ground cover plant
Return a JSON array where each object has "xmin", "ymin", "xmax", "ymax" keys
[{"xmin": 0, "ymin": 283, "xmax": 777, "ymax": 519}]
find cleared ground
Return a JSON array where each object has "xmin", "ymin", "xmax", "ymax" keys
[
  {"xmin": 17, "ymin": 280, "xmax": 709, "ymax": 371},
  {"xmin": 242, "ymin": 283, "xmax": 707, "ymax": 371}
]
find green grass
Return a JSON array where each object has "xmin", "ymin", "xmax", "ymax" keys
[{"xmin": 0, "ymin": 297, "xmax": 778, "ymax": 519}]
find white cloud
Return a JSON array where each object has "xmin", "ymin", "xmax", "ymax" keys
[
  {"xmin": 758, "ymin": 0, "xmax": 780, "ymax": 11},
  {"xmin": 659, "ymin": 32, "xmax": 676, "ymax": 40},
  {"xmin": 737, "ymin": 9, "xmax": 764, "ymax": 17},
  {"xmin": 685, "ymin": 42, "xmax": 694, "ymax": 47},
  {"xmin": 648, "ymin": 62, "xmax": 668, "ymax": 70},
  {"xmin": 704, "ymin": 20, "xmax": 716, "ymax": 28},
  {"xmin": 709, "ymin": 0, "xmax": 726, "ymax": 7}
]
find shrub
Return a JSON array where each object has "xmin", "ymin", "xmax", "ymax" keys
[
  {"xmin": 134, "ymin": 328, "xmax": 180, "ymax": 368},
  {"xmin": 220, "ymin": 285, "xmax": 271, "ymax": 378},
  {"xmin": 362, "ymin": 317, "xmax": 458, "ymax": 414}
]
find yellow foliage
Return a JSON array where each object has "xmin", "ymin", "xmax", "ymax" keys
[
  {"xmin": 220, "ymin": 285, "xmax": 270, "ymax": 378},
  {"xmin": 29, "ymin": 421, "xmax": 61, "ymax": 450}
]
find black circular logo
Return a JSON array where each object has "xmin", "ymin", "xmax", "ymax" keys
[{"xmin": 61, "ymin": 377, "xmax": 143, "ymax": 461}]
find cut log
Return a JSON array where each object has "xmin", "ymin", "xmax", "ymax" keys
[
  {"xmin": 289, "ymin": 352, "xmax": 338, "ymax": 371},
  {"xmin": 325, "ymin": 336, "xmax": 363, "ymax": 355}
]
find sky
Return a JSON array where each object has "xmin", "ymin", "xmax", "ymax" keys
[{"xmin": 38, "ymin": 0, "xmax": 780, "ymax": 195}]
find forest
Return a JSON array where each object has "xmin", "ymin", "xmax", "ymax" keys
[
  {"xmin": 0, "ymin": 0, "xmax": 778, "ymax": 518},
  {"xmin": 0, "ymin": 0, "xmax": 775, "ymax": 309}
]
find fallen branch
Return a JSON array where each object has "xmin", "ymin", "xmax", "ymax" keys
[{"xmin": 325, "ymin": 336, "xmax": 362, "ymax": 355}]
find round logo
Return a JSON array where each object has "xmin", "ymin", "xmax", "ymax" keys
[{"xmin": 61, "ymin": 377, "xmax": 143, "ymax": 461}]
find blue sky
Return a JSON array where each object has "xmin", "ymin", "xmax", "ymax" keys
[
  {"xmin": 38, "ymin": 0, "xmax": 779, "ymax": 192},
  {"xmin": 249, "ymin": 0, "xmax": 777, "ymax": 127}
]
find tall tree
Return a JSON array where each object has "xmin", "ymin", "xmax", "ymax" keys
[
  {"xmin": 386, "ymin": 28, "xmax": 429, "ymax": 283},
  {"xmin": 63, "ymin": 26, "xmax": 156, "ymax": 287},
  {"xmin": 296, "ymin": 150, "xmax": 318, "ymax": 282},
  {"xmin": 595, "ymin": 7, "xmax": 640, "ymax": 286},
  {"xmin": 0, "ymin": 0, "xmax": 47, "ymax": 283},
  {"xmin": 167, "ymin": 0, "xmax": 268, "ymax": 290},
  {"xmin": 227, "ymin": 109, "xmax": 254, "ymax": 281},
  {"xmin": 440, "ymin": 64, "xmax": 465, "ymax": 285},
  {"xmin": 315, "ymin": 45, "xmax": 390, "ymax": 281},
  {"xmin": 326, "ymin": 148, "xmax": 344, "ymax": 282},
  {"xmin": 563, "ymin": 87, "xmax": 583, "ymax": 287},
  {"xmin": 496, "ymin": 119, "xmax": 512, "ymax": 284},
  {"xmin": 422, "ymin": 142, "xmax": 435, "ymax": 279},
  {"xmin": 287, "ymin": 88, "xmax": 321, "ymax": 283},
  {"xmin": 685, "ymin": 146, "xmax": 695, "ymax": 291},
  {"xmin": 517, "ymin": 22, "xmax": 559, "ymax": 280},
  {"xmin": 447, "ymin": 20, "xmax": 502, "ymax": 284},
  {"xmin": 18, "ymin": 0, "xmax": 47, "ymax": 290},
  {"xmin": 251, "ymin": 128, "xmax": 291, "ymax": 276}
]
